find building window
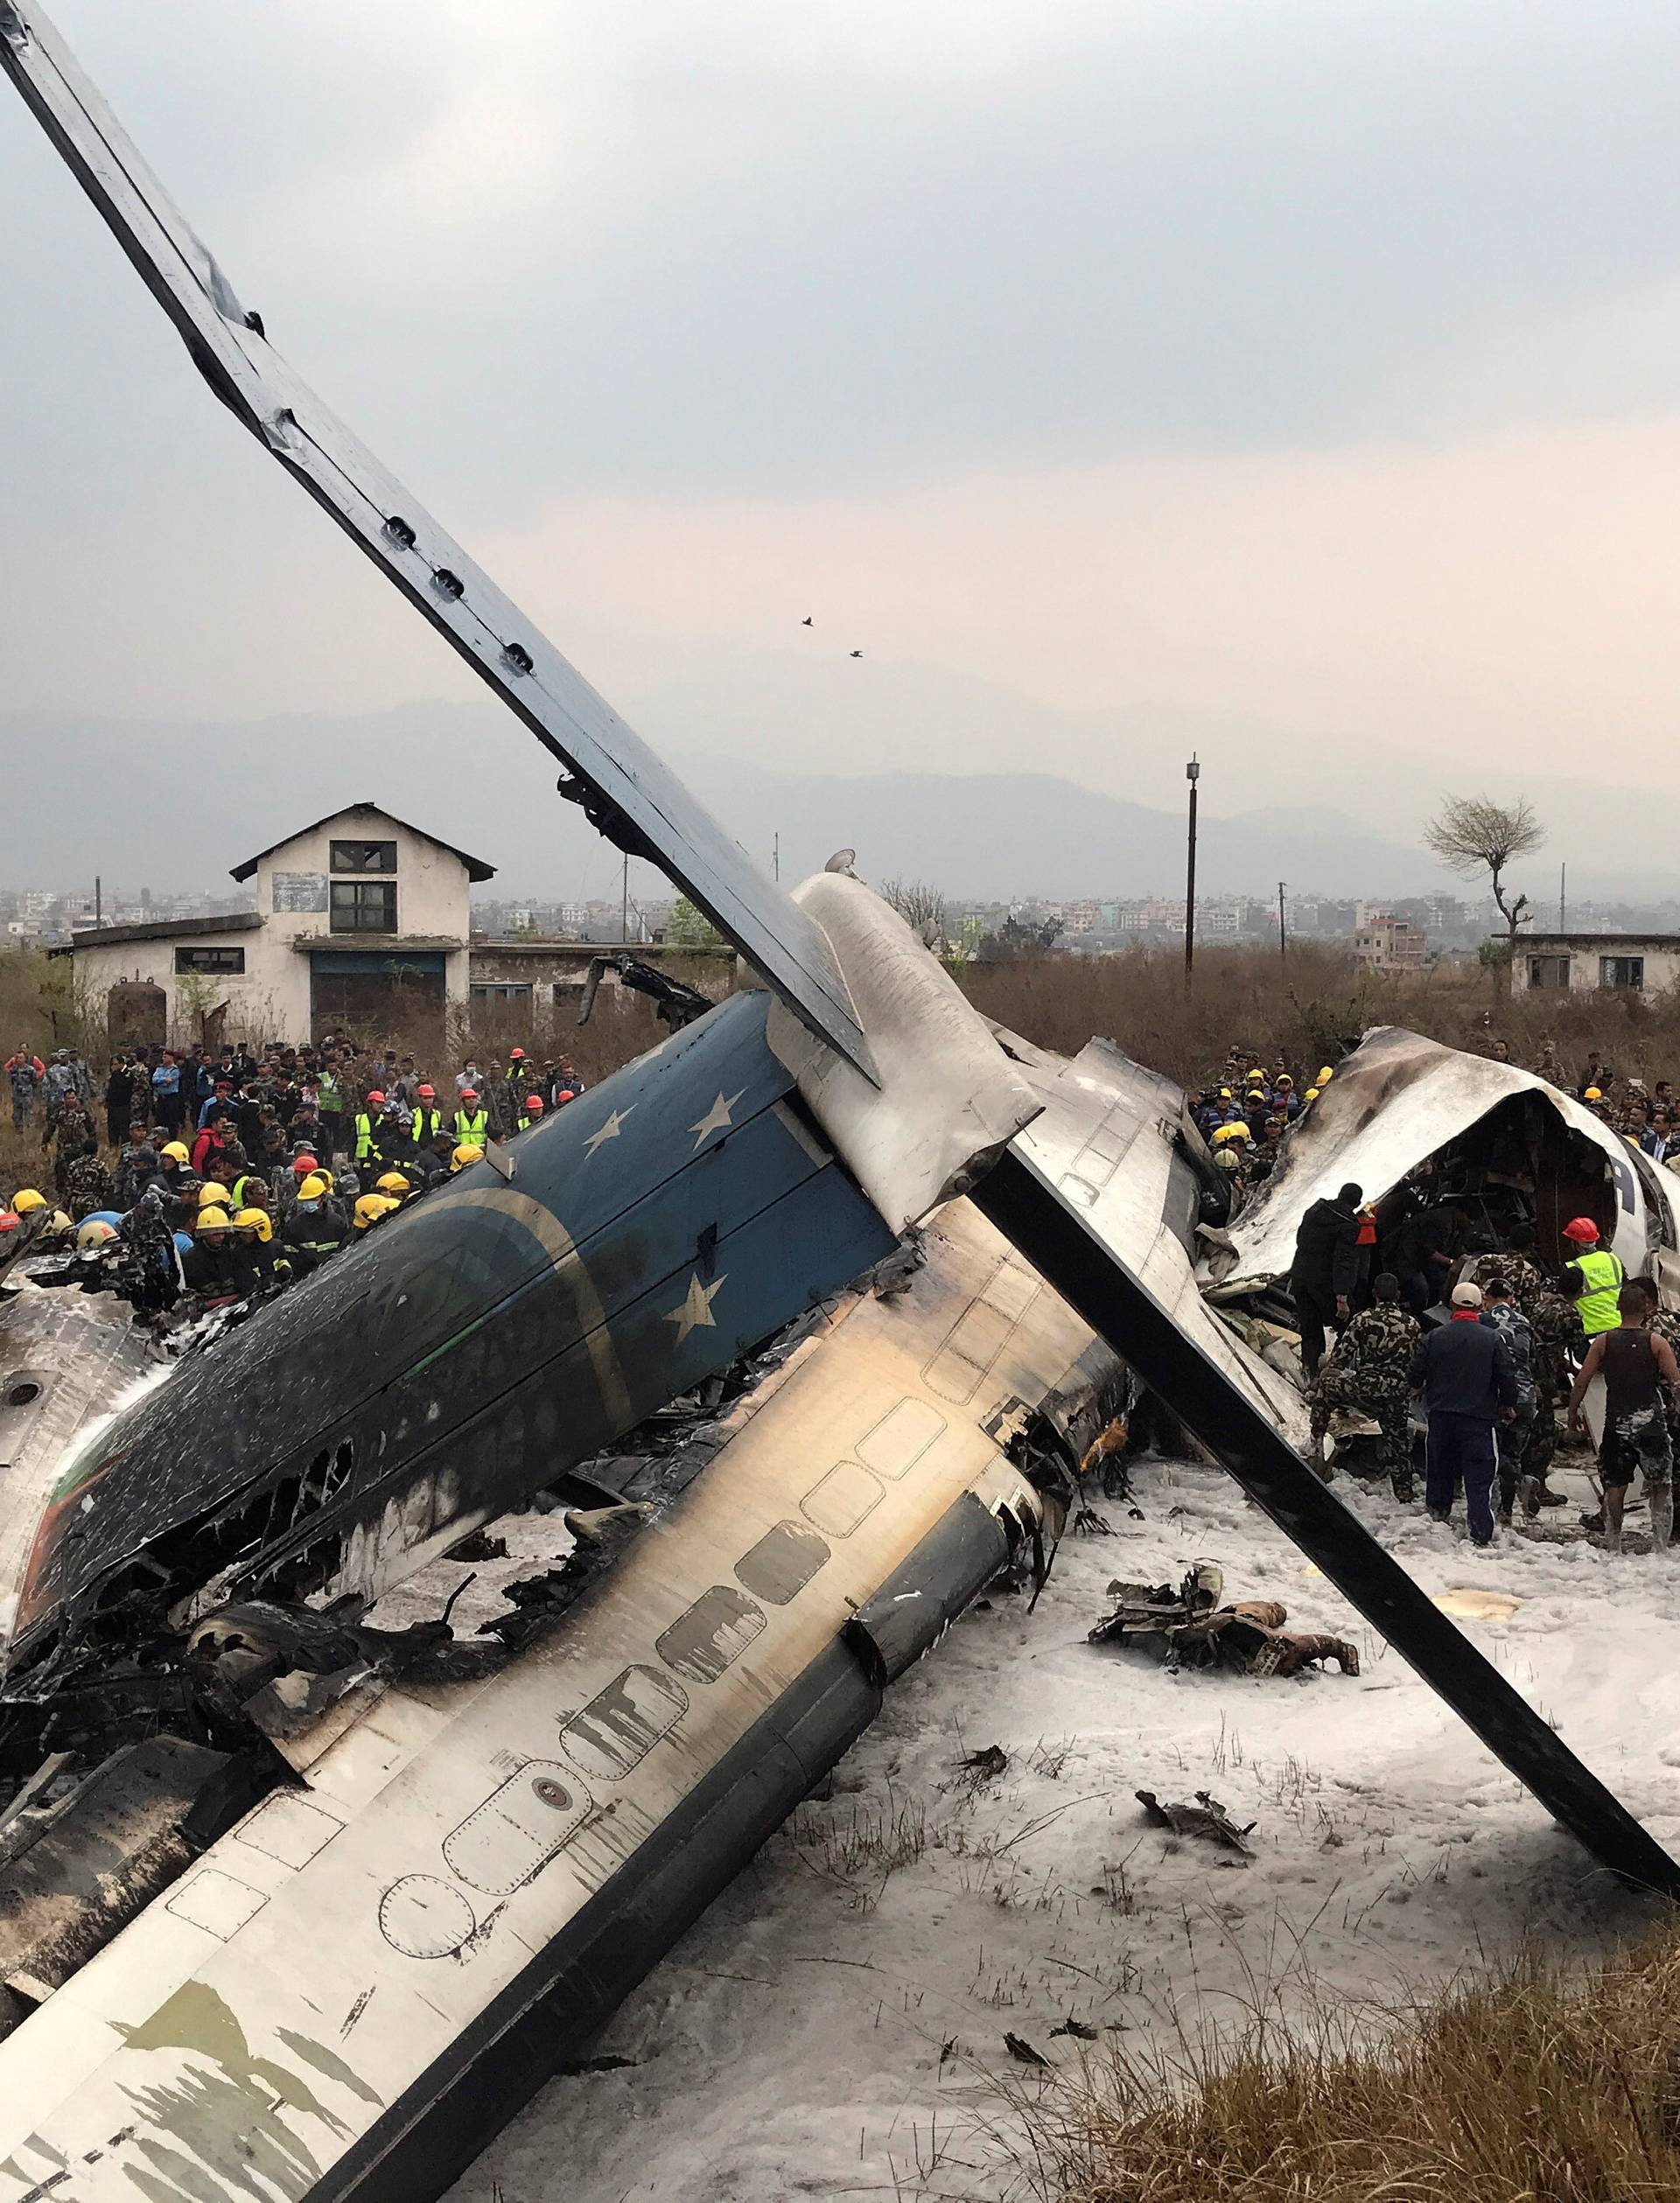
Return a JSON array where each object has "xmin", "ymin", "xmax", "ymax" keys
[
  {"xmin": 174, "ymin": 946, "xmax": 246, "ymax": 975},
  {"xmin": 330, "ymin": 881, "xmax": 397, "ymax": 934},
  {"xmin": 470, "ymin": 983, "xmax": 534, "ymax": 1004},
  {"xmin": 1528, "ymin": 955, "xmax": 1572, "ymax": 990},
  {"xmin": 330, "ymin": 839, "xmax": 397, "ymax": 874},
  {"xmin": 1600, "ymin": 955, "xmax": 1645, "ymax": 991}
]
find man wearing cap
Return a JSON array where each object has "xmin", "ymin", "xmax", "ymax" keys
[
  {"xmin": 410, "ymin": 1083, "xmax": 445, "ymax": 1145},
  {"xmin": 1409, "ymin": 1282, "xmax": 1519, "ymax": 1546}
]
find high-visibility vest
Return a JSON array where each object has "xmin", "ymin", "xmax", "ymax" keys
[
  {"xmin": 1572, "ymin": 1247, "xmax": 1625, "ymax": 1336},
  {"xmin": 318, "ymin": 1074, "xmax": 340, "ymax": 1111},
  {"xmin": 229, "ymin": 1174, "xmax": 256, "ymax": 1210},
  {"xmin": 354, "ymin": 1112, "xmax": 375, "ymax": 1161},
  {"xmin": 454, "ymin": 1108, "xmax": 488, "ymax": 1145},
  {"xmin": 410, "ymin": 1109, "xmax": 444, "ymax": 1143}
]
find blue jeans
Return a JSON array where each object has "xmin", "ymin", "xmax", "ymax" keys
[{"xmin": 1426, "ymin": 1412, "xmax": 1498, "ymax": 1542}]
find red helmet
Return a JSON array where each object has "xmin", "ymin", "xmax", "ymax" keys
[
  {"xmin": 524, "ymin": 1095, "xmax": 544, "ymax": 1113},
  {"xmin": 367, "ymin": 1090, "xmax": 386, "ymax": 1108},
  {"xmin": 1562, "ymin": 1216, "xmax": 1600, "ymax": 1244},
  {"xmin": 461, "ymin": 1088, "xmax": 479, "ymax": 1103},
  {"xmin": 291, "ymin": 1153, "xmax": 319, "ymax": 1176},
  {"xmin": 417, "ymin": 1082, "xmax": 436, "ymax": 1100},
  {"xmin": 556, "ymin": 1089, "xmax": 576, "ymax": 1105},
  {"xmin": 509, "ymin": 1047, "xmax": 526, "ymax": 1060}
]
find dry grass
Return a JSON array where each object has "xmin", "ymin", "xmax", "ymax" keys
[
  {"xmin": 959, "ymin": 944, "xmax": 1680, "ymax": 1088},
  {"xmin": 1012, "ymin": 1927, "xmax": 1680, "ymax": 2203}
]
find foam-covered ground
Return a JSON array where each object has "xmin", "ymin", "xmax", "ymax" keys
[{"xmin": 448, "ymin": 1450, "xmax": 1678, "ymax": 2201}]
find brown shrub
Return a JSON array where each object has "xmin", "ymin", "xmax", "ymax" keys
[
  {"xmin": 1015, "ymin": 1930, "xmax": 1680, "ymax": 2203},
  {"xmin": 959, "ymin": 947, "xmax": 1680, "ymax": 1089}
]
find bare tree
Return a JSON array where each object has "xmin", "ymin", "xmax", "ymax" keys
[
  {"xmin": 1423, "ymin": 794, "xmax": 1546, "ymax": 968},
  {"xmin": 880, "ymin": 877, "xmax": 948, "ymax": 948}
]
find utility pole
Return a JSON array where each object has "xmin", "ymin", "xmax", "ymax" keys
[
  {"xmin": 1559, "ymin": 862, "xmax": 1567, "ymax": 933},
  {"xmin": 773, "ymin": 833, "xmax": 780, "ymax": 884},
  {"xmin": 1183, "ymin": 756, "xmax": 1200, "ymax": 983},
  {"xmin": 620, "ymin": 853, "xmax": 629, "ymax": 945},
  {"xmin": 1278, "ymin": 881, "xmax": 1288, "ymax": 962},
  {"xmin": 94, "ymin": 874, "xmax": 102, "ymax": 927}
]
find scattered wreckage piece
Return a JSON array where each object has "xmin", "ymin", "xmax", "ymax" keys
[
  {"xmin": 971, "ymin": 1146, "xmax": 1680, "ymax": 1899},
  {"xmin": 1090, "ymin": 1564, "xmax": 1360, "ymax": 1676},
  {"xmin": 1136, "ymin": 1788, "xmax": 1256, "ymax": 1856}
]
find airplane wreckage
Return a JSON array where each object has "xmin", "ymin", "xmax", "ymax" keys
[{"xmin": 1, "ymin": 8, "xmax": 1677, "ymax": 2197}]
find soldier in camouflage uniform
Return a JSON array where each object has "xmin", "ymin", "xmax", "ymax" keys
[
  {"xmin": 43, "ymin": 1095, "xmax": 98, "ymax": 1208},
  {"xmin": 1306, "ymin": 1271, "xmax": 1421, "ymax": 1499},
  {"xmin": 1523, "ymin": 1285, "xmax": 1582, "ymax": 1503},
  {"xmin": 62, "ymin": 1150, "xmax": 113, "ymax": 1222},
  {"xmin": 1467, "ymin": 1232, "xmax": 1547, "ymax": 1318}
]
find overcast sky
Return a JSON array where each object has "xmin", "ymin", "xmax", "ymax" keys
[{"xmin": 4, "ymin": 0, "xmax": 1679, "ymax": 884}]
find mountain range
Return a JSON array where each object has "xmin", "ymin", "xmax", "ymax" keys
[{"xmin": 0, "ymin": 703, "xmax": 1583, "ymax": 906}]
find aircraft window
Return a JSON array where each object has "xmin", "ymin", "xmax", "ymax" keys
[
  {"xmin": 735, "ymin": 1521, "xmax": 830, "ymax": 1605},
  {"xmin": 655, "ymin": 1585, "xmax": 765, "ymax": 1685},
  {"xmin": 801, "ymin": 1462, "xmax": 883, "ymax": 1537},
  {"xmin": 856, "ymin": 1399, "xmax": 945, "ymax": 1479},
  {"xmin": 559, "ymin": 1664, "xmax": 689, "ymax": 1779},
  {"xmin": 5, "ymin": 1381, "xmax": 40, "ymax": 1408},
  {"xmin": 443, "ymin": 1760, "xmax": 593, "ymax": 1895}
]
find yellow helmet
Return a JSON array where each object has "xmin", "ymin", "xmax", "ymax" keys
[
  {"xmin": 197, "ymin": 1206, "xmax": 232, "ymax": 1234},
  {"xmin": 354, "ymin": 1192, "xmax": 400, "ymax": 1230},
  {"xmin": 233, "ymin": 1207, "xmax": 272, "ymax": 1242},
  {"xmin": 297, "ymin": 1172, "xmax": 331, "ymax": 1201},
  {"xmin": 375, "ymin": 1171, "xmax": 410, "ymax": 1197},
  {"xmin": 41, "ymin": 1208, "xmax": 74, "ymax": 1241},
  {"xmin": 452, "ymin": 1143, "xmax": 484, "ymax": 1172},
  {"xmin": 1304, "ymin": 1086, "xmax": 1320, "ymax": 1102},
  {"xmin": 1245, "ymin": 1067, "xmax": 1265, "ymax": 1083},
  {"xmin": 1225, "ymin": 1121, "xmax": 1251, "ymax": 1141},
  {"xmin": 1217, "ymin": 1088, "xmax": 1231, "ymax": 1099},
  {"xmin": 161, "ymin": 1140, "xmax": 191, "ymax": 1164},
  {"xmin": 198, "ymin": 1181, "xmax": 228, "ymax": 1208},
  {"xmin": 1317, "ymin": 1067, "xmax": 1334, "ymax": 1084},
  {"xmin": 75, "ymin": 1217, "xmax": 118, "ymax": 1250},
  {"xmin": 10, "ymin": 1188, "xmax": 46, "ymax": 1215},
  {"xmin": 1585, "ymin": 1086, "xmax": 1603, "ymax": 1102}
]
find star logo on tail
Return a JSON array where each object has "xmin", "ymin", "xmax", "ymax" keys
[{"xmin": 664, "ymin": 1271, "xmax": 728, "ymax": 1344}]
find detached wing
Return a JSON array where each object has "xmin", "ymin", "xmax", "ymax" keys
[{"xmin": 0, "ymin": 3, "xmax": 872, "ymax": 1081}]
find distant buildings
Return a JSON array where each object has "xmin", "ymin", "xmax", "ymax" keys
[
  {"xmin": 1354, "ymin": 913, "xmax": 1427, "ymax": 970},
  {"xmin": 1514, "ymin": 934, "xmax": 1680, "ymax": 999}
]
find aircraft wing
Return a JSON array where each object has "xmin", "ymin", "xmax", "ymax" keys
[{"xmin": 0, "ymin": 2, "xmax": 873, "ymax": 1082}]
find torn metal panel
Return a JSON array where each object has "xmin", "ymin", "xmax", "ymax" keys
[
  {"xmin": 0, "ymin": 3, "xmax": 873, "ymax": 1081},
  {"xmin": 1213, "ymin": 1026, "xmax": 1678, "ymax": 1294},
  {"xmin": 971, "ymin": 1144, "xmax": 1680, "ymax": 1899}
]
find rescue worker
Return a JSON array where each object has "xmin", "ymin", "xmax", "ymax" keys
[
  {"xmin": 352, "ymin": 1090, "xmax": 386, "ymax": 1168},
  {"xmin": 1569, "ymin": 1283, "xmax": 1679, "ymax": 1554},
  {"xmin": 282, "ymin": 1171, "xmax": 350, "ymax": 1272},
  {"xmin": 1290, "ymin": 1180, "xmax": 1363, "ymax": 1378},
  {"xmin": 354, "ymin": 1192, "xmax": 401, "ymax": 1234},
  {"xmin": 157, "ymin": 1139, "xmax": 193, "ymax": 1197},
  {"xmin": 374, "ymin": 1170, "xmax": 412, "ymax": 1206},
  {"xmin": 316, "ymin": 1060, "xmax": 343, "ymax": 1163},
  {"xmin": 369, "ymin": 1095, "xmax": 410, "ymax": 1169},
  {"xmin": 1306, "ymin": 1271, "xmax": 1420, "ymax": 1499},
  {"xmin": 111, "ymin": 1124, "xmax": 162, "ymax": 1209},
  {"xmin": 230, "ymin": 1206, "xmax": 280, "ymax": 1291},
  {"xmin": 1481, "ymin": 1275, "xmax": 1538, "ymax": 1525},
  {"xmin": 1409, "ymin": 1280, "xmax": 1518, "ymax": 1547},
  {"xmin": 552, "ymin": 1055, "xmax": 585, "ymax": 1102},
  {"xmin": 1468, "ymin": 1225, "xmax": 1547, "ymax": 1316},
  {"xmin": 514, "ymin": 1093, "xmax": 545, "ymax": 1132},
  {"xmin": 409, "ymin": 1082, "xmax": 445, "ymax": 1146},
  {"xmin": 43, "ymin": 1095, "xmax": 99, "ymax": 1210},
  {"xmin": 451, "ymin": 1143, "xmax": 484, "ymax": 1173},
  {"xmin": 453, "ymin": 1089, "xmax": 490, "ymax": 1149},
  {"xmin": 183, "ymin": 1206, "xmax": 239, "ymax": 1301},
  {"xmin": 1560, "ymin": 1217, "xmax": 1624, "ymax": 1339}
]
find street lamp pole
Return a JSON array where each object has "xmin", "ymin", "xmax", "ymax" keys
[
  {"xmin": 1184, "ymin": 757, "xmax": 1200, "ymax": 984},
  {"xmin": 1278, "ymin": 880, "xmax": 1288, "ymax": 963}
]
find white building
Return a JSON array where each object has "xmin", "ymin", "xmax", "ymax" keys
[
  {"xmin": 60, "ymin": 804, "xmax": 494, "ymax": 1049},
  {"xmin": 1515, "ymin": 933, "xmax": 1680, "ymax": 998}
]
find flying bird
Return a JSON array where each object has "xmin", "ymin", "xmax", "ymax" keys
[
  {"xmin": 801, "ymin": 615, "xmax": 813, "ymax": 626},
  {"xmin": 849, "ymin": 649, "xmax": 863, "ymax": 659}
]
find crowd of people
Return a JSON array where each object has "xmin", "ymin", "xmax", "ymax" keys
[{"xmin": 0, "ymin": 1033, "xmax": 589, "ymax": 1329}]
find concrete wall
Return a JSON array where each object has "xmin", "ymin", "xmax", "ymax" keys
[
  {"xmin": 1516, "ymin": 937, "xmax": 1680, "ymax": 997},
  {"xmin": 69, "ymin": 930, "xmax": 287, "ymax": 1051}
]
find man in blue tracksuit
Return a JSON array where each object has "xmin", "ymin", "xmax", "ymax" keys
[{"xmin": 1409, "ymin": 1280, "xmax": 1519, "ymax": 1546}]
